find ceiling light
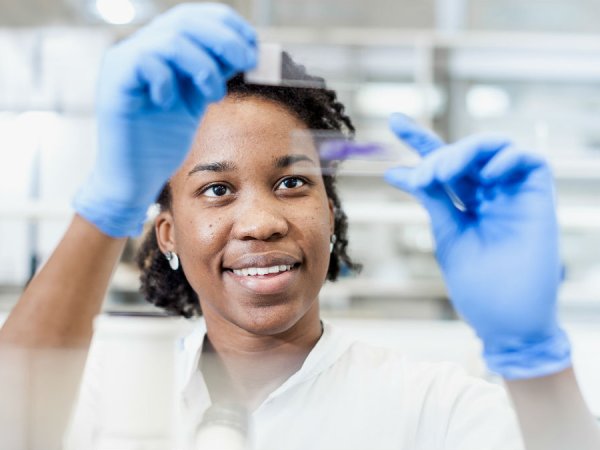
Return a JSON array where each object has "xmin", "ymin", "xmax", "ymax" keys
[{"xmin": 95, "ymin": 0, "xmax": 136, "ymax": 25}]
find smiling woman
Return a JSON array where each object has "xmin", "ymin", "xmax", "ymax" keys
[
  {"xmin": 136, "ymin": 55, "xmax": 359, "ymax": 327},
  {"xmin": 152, "ymin": 97, "xmax": 341, "ymax": 337},
  {"xmin": 125, "ymin": 47, "xmax": 525, "ymax": 448},
  {"xmin": 1, "ymin": 3, "xmax": 562, "ymax": 450}
]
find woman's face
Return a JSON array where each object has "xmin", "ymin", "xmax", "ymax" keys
[{"xmin": 157, "ymin": 96, "xmax": 334, "ymax": 336}]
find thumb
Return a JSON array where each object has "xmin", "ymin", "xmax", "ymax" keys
[{"xmin": 389, "ymin": 113, "xmax": 445, "ymax": 157}]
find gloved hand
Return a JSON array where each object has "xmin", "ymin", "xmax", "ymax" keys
[
  {"xmin": 385, "ymin": 114, "xmax": 571, "ymax": 380},
  {"xmin": 74, "ymin": 3, "xmax": 257, "ymax": 237}
]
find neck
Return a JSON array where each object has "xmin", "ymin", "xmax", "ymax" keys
[{"xmin": 200, "ymin": 302, "xmax": 322, "ymax": 410}]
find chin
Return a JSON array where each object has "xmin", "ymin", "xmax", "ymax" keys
[{"xmin": 233, "ymin": 299, "xmax": 317, "ymax": 337}]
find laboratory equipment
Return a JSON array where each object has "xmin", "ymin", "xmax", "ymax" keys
[
  {"xmin": 244, "ymin": 42, "xmax": 327, "ymax": 89},
  {"xmin": 92, "ymin": 312, "xmax": 187, "ymax": 450},
  {"xmin": 194, "ymin": 403, "xmax": 249, "ymax": 450},
  {"xmin": 287, "ymin": 128, "xmax": 406, "ymax": 178}
]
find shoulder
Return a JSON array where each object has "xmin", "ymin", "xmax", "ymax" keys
[
  {"xmin": 337, "ymin": 337, "xmax": 491, "ymax": 389},
  {"xmin": 324, "ymin": 324, "xmax": 512, "ymax": 413},
  {"xmin": 325, "ymin": 331, "xmax": 523, "ymax": 448}
]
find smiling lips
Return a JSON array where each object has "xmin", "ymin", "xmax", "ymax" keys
[
  {"xmin": 224, "ymin": 253, "xmax": 301, "ymax": 295},
  {"xmin": 225, "ymin": 252, "xmax": 300, "ymax": 273},
  {"xmin": 232, "ymin": 264, "xmax": 294, "ymax": 277}
]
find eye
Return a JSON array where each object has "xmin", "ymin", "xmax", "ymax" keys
[
  {"xmin": 277, "ymin": 177, "xmax": 307, "ymax": 190},
  {"xmin": 203, "ymin": 184, "xmax": 231, "ymax": 197}
]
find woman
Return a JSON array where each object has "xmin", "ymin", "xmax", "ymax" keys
[
  {"xmin": 1, "ymin": 3, "xmax": 595, "ymax": 450},
  {"xmin": 126, "ymin": 56, "xmax": 521, "ymax": 450}
]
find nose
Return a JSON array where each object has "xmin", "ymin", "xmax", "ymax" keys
[{"xmin": 231, "ymin": 191, "xmax": 289, "ymax": 242}]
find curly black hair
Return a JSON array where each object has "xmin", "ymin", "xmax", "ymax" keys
[{"xmin": 136, "ymin": 52, "xmax": 361, "ymax": 318}]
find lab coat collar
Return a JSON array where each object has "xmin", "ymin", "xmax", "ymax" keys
[{"xmin": 178, "ymin": 318, "xmax": 354, "ymax": 416}]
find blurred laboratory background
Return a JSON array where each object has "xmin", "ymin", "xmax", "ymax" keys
[{"xmin": 1, "ymin": 0, "xmax": 600, "ymax": 411}]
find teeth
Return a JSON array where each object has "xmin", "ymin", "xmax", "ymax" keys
[{"xmin": 232, "ymin": 265, "xmax": 293, "ymax": 277}]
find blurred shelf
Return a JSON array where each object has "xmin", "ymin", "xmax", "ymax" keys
[
  {"xmin": 557, "ymin": 207, "xmax": 600, "ymax": 230},
  {"xmin": 321, "ymin": 277, "xmax": 447, "ymax": 299},
  {"xmin": 258, "ymin": 27, "xmax": 600, "ymax": 51},
  {"xmin": 0, "ymin": 201, "xmax": 72, "ymax": 220},
  {"xmin": 337, "ymin": 158, "xmax": 600, "ymax": 180},
  {"xmin": 111, "ymin": 263, "xmax": 141, "ymax": 291},
  {"xmin": 110, "ymin": 264, "xmax": 599, "ymax": 306},
  {"xmin": 551, "ymin": 159, "xmax": 600, "ymax": 180},
  {"xmin": 257, "ymin": 27, "xmax": 600, "ymax": 81},
  {"xmin": 323, "ymin": 278, "xmax": 600, "ymax": 307},
  {"xmin": 560, "ymin": 280, "xmax": 600, "ymax": 307},
  {"xmin": 344, "ymin": 202, "xmax": 600, "ymax": 230},
  {"xmin": 3, "ymin": 199, "xmax": 600, "ymax": 230}
]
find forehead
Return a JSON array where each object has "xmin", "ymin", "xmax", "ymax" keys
[{"xmin": 184, "ymin": 96, "xmax": 316, "ymax": 168}]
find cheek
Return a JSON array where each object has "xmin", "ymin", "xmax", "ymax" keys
[
  {"xmin": 173, "ymin": 213, "xmax": 229, "ymax": 270},
  {"xmin": 301, "ymin": 213, "xmax": 330, "ymax": 243},
  {"xmin": 290, "ymin": 202, "xmax": 332, "ymax": 265}
]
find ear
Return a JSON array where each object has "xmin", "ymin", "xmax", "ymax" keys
[
  {"xmin": 328, "ymin": 198, "xmax": 335, "ymax": 236},
  {"xmin": 155, "ymin": 211, "xmax": 176, "ymax": 254}
]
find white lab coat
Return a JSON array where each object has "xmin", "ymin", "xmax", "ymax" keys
[{"xmin": 66, "ymin": 320, "xmax": 524, "ymax": 450}]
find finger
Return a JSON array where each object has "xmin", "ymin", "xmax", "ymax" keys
[
  {"xmin": 480, "ymin": 147, "xmax": 546, "ymax": 186},
  {"xmin": 136, "ymin": 54, "xmax": 178, "ymax": 109},
  {"xmin": 156, "ymin": 5, "xmax": 257, "ymax": 71},
  {"xmin": 432, "ymin": 134, "xmax": 512, "ymax": 184},
  {"xmin": 389, "ymin": 113, "xmax": 445, "ymax": 156},
  {"xmin": 212, "ymin": 4, "xmax": 258, "ymax": 47},
  {"xmin": 177, "ymin": 77, "xmax": 210, "ymax": 118},
  {"xmin": 385, "ymin": 153, "xmax": 439, "ymax": 193},
  {"xmin": 424, "ymin": 135, "xmax": 512, "ymax": 212},
  {"xmin": 186, "ymin": 3, "xmax": 258, "ymax": 47},
  {"xmin": 388, "ymin": 135, "xmax": 511, "ymax": 214},
  {"xmin": 155, "ymin": 34, "xmax": 226, "ymax": 103},
  {"xmin": 392, "ymin": 157, "xmax": 473, "ymax": 212},
  {"xmin": 180, "ymin": 21, "xmax": 257, "ymax": 73}
]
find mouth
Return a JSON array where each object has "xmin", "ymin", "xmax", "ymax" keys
[
  {"xmin": 223, "ymin": 254, "xmax": 302, "ymax": 295},
  {"xmin": 226, "ymin": 263, "xmax": 301, "ymax": 277}
]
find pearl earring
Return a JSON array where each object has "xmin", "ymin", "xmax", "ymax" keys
[
  {"xmin": 329, "ymin": 235, "xmax": 337, "ymax": 253},
  {"xmin": 165, "ymin": 251, "xmax": 179, "ymax": 271}
]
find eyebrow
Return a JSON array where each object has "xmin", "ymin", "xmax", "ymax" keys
[
  {"xmin": 275, "ymin": 154, "xmax": 317, "ymax": 168},
  {"xmin": 188, "ymin": 154, "xmax": 317, "ymax": 177},
  {"xmin": 188, "ymin": 161, "xmax": 237, "ymax": 176}
]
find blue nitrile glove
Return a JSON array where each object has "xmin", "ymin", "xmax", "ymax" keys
[
  {"xmin": 74, "ymin": 3, "xmax": 257, "ymax": 237},
  {"xmin": 384, "ymin": 113, "xmax": 571, "ymax": 380}
]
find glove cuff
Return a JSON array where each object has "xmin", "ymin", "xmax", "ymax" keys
[
  {"xmin": 483, "ymin": 329, "xmax": 572, "ymax": 380},
  {"xmin": 73, "ymin": 184, "xmax": 150, "ymax": 238}
]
